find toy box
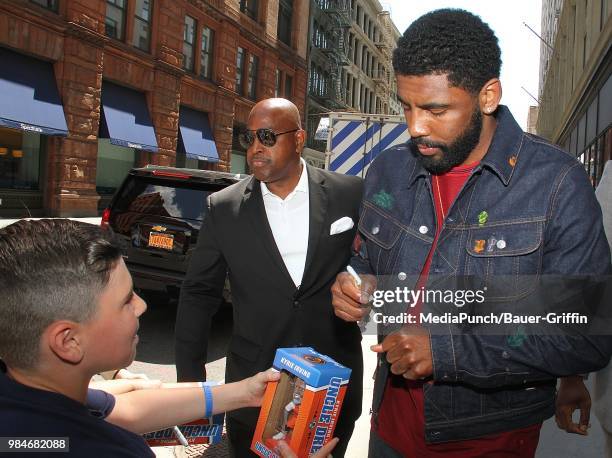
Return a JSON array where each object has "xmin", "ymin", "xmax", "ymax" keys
[
  {"xmin": 143, "ymin": 382, "xmax": 224, "ymax": 447},
  {"xmin": 251, "ymin": 347, "xmax": 351, "ymax": 458}
]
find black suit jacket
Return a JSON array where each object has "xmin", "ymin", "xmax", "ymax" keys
[{"xmin": 175, "ymin": 164, "xmax": 364, "ymax": 429}]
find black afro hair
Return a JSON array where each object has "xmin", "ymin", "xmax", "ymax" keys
[{"xmin": 392, "ymin": 8, "xmax": 501, "ymax": 94}]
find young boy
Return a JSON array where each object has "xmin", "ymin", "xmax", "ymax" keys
[{"xmin": 0, "ymin": 219, "xmax": 336, "ymax": 457}]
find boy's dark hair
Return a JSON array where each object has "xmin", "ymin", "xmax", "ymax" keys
[
  {"xmin": 0, "ymin": 219, "xmax": 122, "ymax": 369},
  {"xmin": 392, "ymin": 8, "xmax": 502, "ymax": 94}
]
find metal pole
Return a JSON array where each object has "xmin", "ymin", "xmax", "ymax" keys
[
  {"xmin": 362, "ymin": 116, "xmax": 370, "ymax": 178},
  {"xmin": 521, "ymin": 86, "xmax": 540, "ymax": 105},
  {"xmin": 523, "ymin": 22, "xmax": 554, "ymax": 51}
]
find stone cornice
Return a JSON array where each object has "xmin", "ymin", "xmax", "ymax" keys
[
  {"xmin": 65, "ymin": 21, "xmax": 107, "ymax": 48},
  {"xmin": 154, "ymin": 58, "xmax": 185, "ymax": 79}
]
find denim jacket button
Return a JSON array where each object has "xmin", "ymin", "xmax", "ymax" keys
[
  {"xmin": 502, "ymin": 351, "xmax": 510, "ymax": 359},
  {"xmin": 398, "ymin": 272, "xmax": 407, "ymax": 280},
  {"xmin": 497, "ymin": 239, "xmax": 507, "ymax": 249},
  {"xmin": 419, "ymin": 225, "xmax": 429, "ymax": 234},
  {"xmin": 372, "ymin": 226, "xmax": 380, "ymax": 235}
]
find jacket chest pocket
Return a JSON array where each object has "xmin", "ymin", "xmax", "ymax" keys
[
  {"xmin": 359, "ymin": 202, "xmax": 433, "ymax": 278},
  {"xmin": 465, "ymin": 221, "xmax": 543, "ymax": 300},
  {"xmin": 359, "ymin": 204, "xmax": 403, "ymax": 275}
]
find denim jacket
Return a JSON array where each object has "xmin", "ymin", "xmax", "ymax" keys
[{"xmin": 353, "ymin": 106, "xmax": 612, "ymax": 443}]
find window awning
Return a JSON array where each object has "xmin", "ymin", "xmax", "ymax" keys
[
  {"xmin": 0, "ymin": 47, "xmax": 68, "ymax": 136},
  {"xmin": 100, "ymin": 81, "xmax": 158, "ymax": 152},
  {"xmin": 178, "ymin": 106, "xmax": 219, "ymax": 162}
]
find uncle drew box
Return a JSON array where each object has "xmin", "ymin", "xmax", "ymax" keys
[
  {"xmin": 143, "ymin": 382, "xmax": 224, "ymax": 447},
  {"xmin": 251, "ymin": 347, "xmax": 351, "ymax": 458}
]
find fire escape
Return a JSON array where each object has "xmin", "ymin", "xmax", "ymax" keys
[{"xmin": 311, "ymin": 0, "xmax": 351, "ymax": 110}]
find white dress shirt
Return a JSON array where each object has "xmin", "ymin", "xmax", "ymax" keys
[{"xmin": 261, "ymin": 158, "xmax": 310, "ymax": 287}]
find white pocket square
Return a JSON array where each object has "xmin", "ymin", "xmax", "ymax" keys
[{"xmin": 330, "ymin": 216, "xmax": 354, "ymax": 235}]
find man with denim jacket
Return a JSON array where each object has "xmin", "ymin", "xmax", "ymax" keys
[{"xmin": 331, "ymin": 9, "xmax": 612, "ymax": 457}]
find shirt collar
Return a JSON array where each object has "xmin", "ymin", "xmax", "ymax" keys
[
  {"xmin": 478, "ymin": 105, "xmax": 524, "ymax": 186},
  {"xmin": 261, "ymin": 158, "xmax": 309, "ymax": 198},
  {"xmin": 406, "ymin": 105, "xmax": 524, "ymax": 187}
]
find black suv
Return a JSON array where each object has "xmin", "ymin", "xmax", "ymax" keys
[{"xmin": 102, "ymin": 165, "xmax": 246, "ymax": 304}]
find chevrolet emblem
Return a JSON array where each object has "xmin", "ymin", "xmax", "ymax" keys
[{"xmin": 151, "ymin": 225, "xmax": 167, "ymax": 232}]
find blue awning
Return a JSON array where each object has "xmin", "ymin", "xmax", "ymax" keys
[
  {"xmin": 0, "ymin": 47, "xmax": 68, "ymax": 136},
  {"xmin": 178, "ymin": 106, "xmax": 219, "ymax": 162},
  {"xmin": 100, "ymin": 81, "xmax": 158, "ymax": 152}
]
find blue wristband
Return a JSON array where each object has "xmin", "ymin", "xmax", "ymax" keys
[{"xmin": 202, "ymin": 384, "xmax": 213, "ymax": 418}]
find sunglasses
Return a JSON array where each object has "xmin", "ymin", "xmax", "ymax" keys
[{"xmin": 239, "ymin": 128, "xmax": 300, "ymax": 149}]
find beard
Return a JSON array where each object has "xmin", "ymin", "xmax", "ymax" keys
[{"xmin": 410, "ymin": 107, "xmax": 483, "ymax": 174}]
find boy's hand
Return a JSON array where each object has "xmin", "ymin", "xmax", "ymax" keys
[
  {"xmin": 242, "ymin": 369, "xmax": 281, "ymax": 407},
  {"xmin": 276, "ymin": 437, "xmax": 339, "ymax": 458},
  {"xmin": 115, "ymin": 369, "xmax": 149, "ymax": 380},
  {"xmin": 126, "ymin": 379, "xmax": 162, "ymax": 390}
]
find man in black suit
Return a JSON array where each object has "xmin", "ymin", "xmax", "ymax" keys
[{"xmin": 175, "ymin": 98, "xmax": 363, "ymax": 457}]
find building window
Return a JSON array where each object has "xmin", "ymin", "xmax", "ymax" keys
[
  {"xmin": 236, "ymin": 47, "xmax": 245, "ymax": 94},
  {"xmin": 240, "ymin": 0, "xmax": 258, "ymax": 20},
  {"xmin": 30, "ymin": 0, "xmax": 58, "ymax": 12},
  {"xmin": 361, "ymin": 47, "xmax": 367, "ymax": 72},
  {"xmin": 346, "ymin": 76, "xmax": 352, "ymax": 105},
  {"xmin": 247, "ymin": 54, "xmax": 259, "ymax": 100},
  {"xmin": 0, "ymin": 128, "xmax": 43, "ymax": 191},
  {"xmin": 200, "ymin": 26, "xmax": 214, "ymax": 79},
  {"xmin": 183, "ymin": 15, "xmax": 197, "ymax": 72},
  {"xmin": 277, "ymin": 0, "xmax": 293, "ymax": 46},
  {"xmin": 132, "ymin": 0, "xmax": 153, "ymax": 52},
  {"xmin": 285, "ymin": 74, "xmax": 293, "ymax": 98},
  {"xmin": 313, "ymin": 21, "xmax": 328, "ymax": 48},
  {"xmin": 276, "ymin": 69, "xmax": 293, "ymax": 99},
  {"xmin": 105, "ymin": 0, "xmax": 127, "ymax": 40},
  {"xmin": 96, "ymin": 139, "xmax": 137, "ymax": 196},
  {"xmin": 231, "ymin": 125, "xmax": 249, "ymax": 174},
  {"xmin": 275, "ymin": 69, "xmax": 282, "ymax": 97}
]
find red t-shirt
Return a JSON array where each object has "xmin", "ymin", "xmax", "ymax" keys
[{"xmin": 374, "ymin": 163, "xmax": 542, "ymax": 457}]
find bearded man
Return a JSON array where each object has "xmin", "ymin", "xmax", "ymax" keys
[{"xmin": 331, "ymin": 9, "xmax": 612, "ymax": 457}]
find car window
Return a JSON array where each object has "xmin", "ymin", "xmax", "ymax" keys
[{"xmin": 114, "ymin": 176, "xmax": 217, "ymax": 222}]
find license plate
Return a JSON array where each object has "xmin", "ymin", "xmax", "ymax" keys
[{"xmin": 148, "ymin": 232, "xmax": 174, "ymax": 250}]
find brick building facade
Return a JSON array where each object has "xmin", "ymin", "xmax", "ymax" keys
[{"xmin": 0, "ymin": 0, "xmax": 309, "ymax": 217}]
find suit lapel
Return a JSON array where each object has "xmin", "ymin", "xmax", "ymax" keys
[
  {"xmin": 242, "ymin": 176, "xmax": 295, "ymax": 289},
  {"xmin": 300, "ymin": 165, "xmax": 328, "ymax": 291}
]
